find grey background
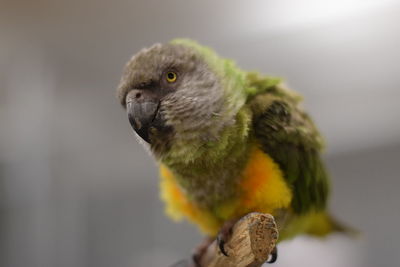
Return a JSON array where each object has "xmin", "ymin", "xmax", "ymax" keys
[{"xmin": 1, "ymin": 0, "xmax": 399, "ymax": 266}]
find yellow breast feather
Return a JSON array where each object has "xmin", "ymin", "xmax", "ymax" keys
[{"xmin": 159, "ymin": 145, "xmax": 293, "ymax": 236}]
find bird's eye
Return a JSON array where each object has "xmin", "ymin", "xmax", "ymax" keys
[{"xmin": 166, "ymin": 72, "xmax": 177, "ymax": 83}]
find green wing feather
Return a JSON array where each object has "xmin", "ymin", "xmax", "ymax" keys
[{"xmin": 248, "ymin": 74, "xmax": 330, "ymax": 214}]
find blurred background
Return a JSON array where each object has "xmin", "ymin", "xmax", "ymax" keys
[{"xmin": 1, "ymin": 0, "xmax": 399, "ymax": 266}]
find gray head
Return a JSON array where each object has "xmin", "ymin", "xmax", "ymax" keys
[{"xmin": 117, "ymin": 40, "xmax": 245, "ymax": 158}]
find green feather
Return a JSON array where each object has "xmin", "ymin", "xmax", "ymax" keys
[
  {"xmin": 251, "ymin": 94, "xmax": 330, "ymax": 214},
  {"xmin": 163, "ymin": 39, "xmax": 330, "ymax": 215}
]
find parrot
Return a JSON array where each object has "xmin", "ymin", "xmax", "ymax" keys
[{"xmin": 116, "ymin": 39, "xmax": 350, "ymax": 265}]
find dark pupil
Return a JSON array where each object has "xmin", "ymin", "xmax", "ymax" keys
[{"xmin": 167, "ymin": 72, "xmax": 175, "ymax": 79}]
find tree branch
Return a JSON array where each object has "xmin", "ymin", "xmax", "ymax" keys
[{"xmin": 171, "ymin": 212, "xmax": 278, "ymax": 267}]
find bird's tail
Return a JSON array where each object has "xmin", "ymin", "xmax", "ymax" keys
[{"xmin": 306, "ymin": 212, "xmax": 359, "ymax": 238}]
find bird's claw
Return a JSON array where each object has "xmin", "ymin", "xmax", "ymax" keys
[
  {"xmin": 216, "ymin": 220, "xmax": 236, "ymax": 257},
  {"xmin": 266, "ymin": 246, "xmax": 278, "ymax": 264},
  {"xmin": 216, "ymin": 235, "xmax": 228, "ymax": 257}
]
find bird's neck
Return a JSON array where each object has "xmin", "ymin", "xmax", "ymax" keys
[
  {"xmin": 159, "ymin": 107, "xmax": 251, "ymax": 169},
  {"xmin": 156, "ymin": 108, "xmax": 253, "ymax": 207}
]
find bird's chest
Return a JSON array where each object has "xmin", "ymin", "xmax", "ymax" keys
[
  {"xmin": 159, "ymin": 146, "xmax": 293, "ymax": 235},
  {"xmin": 167, "ymin": 160, "xmax": 244, "ymax": 209}
]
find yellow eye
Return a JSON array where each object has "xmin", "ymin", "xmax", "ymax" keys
[{"xmin": 166, "ymin": 72, "xmax": 177, "ymax": 83}]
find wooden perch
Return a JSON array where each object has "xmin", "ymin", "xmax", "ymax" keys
[{"xmin": 171, "ymin": 212, "xmax": 278, "ymax": 267}]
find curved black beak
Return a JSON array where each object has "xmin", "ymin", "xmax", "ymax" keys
[{"xmin": 126, "ymin": 90, "xmax": 160, "ymax": 143}]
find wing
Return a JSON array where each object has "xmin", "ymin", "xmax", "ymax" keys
[{"xmin": 251, "ymin": 92, "xmax": 330, "ymax": 214}]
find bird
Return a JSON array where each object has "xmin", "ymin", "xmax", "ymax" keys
[{"xmin": 116, "ymin": 39, "xmax": 351, "ymax": 265}]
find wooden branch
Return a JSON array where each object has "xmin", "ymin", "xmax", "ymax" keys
[
  {"xmin": 170, "ymin": 212, "xmax": 278, "ymax": 267},
  {"xmin": 201, "ymin": 212, "xmax": 278, "ymax": 267}
]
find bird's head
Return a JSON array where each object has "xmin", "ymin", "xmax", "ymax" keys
[{"xmin": 117, "ymin": 39, "xmax": 248, "ymax": 159}]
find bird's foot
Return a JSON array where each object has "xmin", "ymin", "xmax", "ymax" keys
[
  {"xmin": 191, "ymin": 237, "xmax": 213, "ymax": 267},
  {"xmin": 216, "ymin": 219, "xmax": 238, "ymax": 257},
  {"xmin": 266, "ymin": 246, "xmax": 278, "ymax": 264}
]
